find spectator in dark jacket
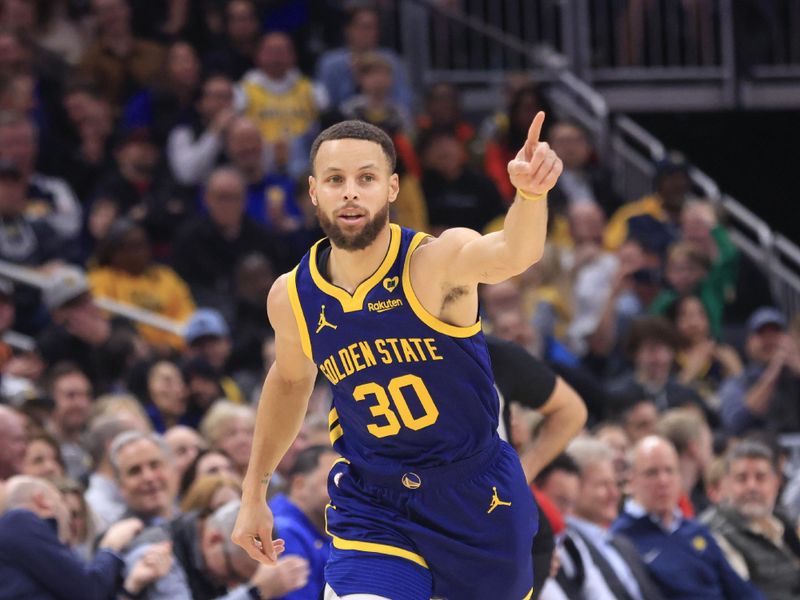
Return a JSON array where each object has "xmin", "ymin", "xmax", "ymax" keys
[
  {"xmin": 612, "ymin": 436, "xmax": 764, "ymax": 600},
  {"xmin": 720, "ymin": 307, "xmax": 800, "ymax": 435},
  {"xmin": 419, "ymin": 128, "xmax": 505, "ymax": 235},
  {"xmin": 171, "ymin": 167, "xmax": 283, "ymax": 313},
  {"xmin": 0, "ymin": 474, "xmax": 166, "ymax": 600}
]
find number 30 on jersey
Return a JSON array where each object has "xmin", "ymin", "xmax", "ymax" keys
[{"xmin": 353, "ymin": 374, "xmax": 439, "ymax": 438}]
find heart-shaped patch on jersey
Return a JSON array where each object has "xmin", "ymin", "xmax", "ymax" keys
[{"xmin": 383, "ymin": 276, "xmax": 399, "ymax": 292}]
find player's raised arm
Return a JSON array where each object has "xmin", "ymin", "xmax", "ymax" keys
[
  {"xmin": 232, "ymin": 273, "xmax": 318, "ymax": 565},
  {"xmin": 439, "ymin": 111, "xmax": 562, "ymax": 286}
]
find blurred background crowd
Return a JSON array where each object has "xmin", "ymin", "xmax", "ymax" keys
[{"xmin": 0, "ymin": 0, "xmax": 798, "ymax": 599}]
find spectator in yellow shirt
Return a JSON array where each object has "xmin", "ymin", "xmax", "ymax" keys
[
  {"xmin": 88, "ymin": 218, "xmax": 195, "ymax": 351},
  {"xmin": 605, "ymin": 154, "xmax": 692, "ymax": 251}
]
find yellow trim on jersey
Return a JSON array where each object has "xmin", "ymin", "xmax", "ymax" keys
[
  {"xmin": 287, "ymin": 267, "xmax": 313, "ymax": 360},
  {"xmin": 522, "ymin": 587, "xmax": 533, "ymax": 600},
  {"xmin": 325, "ymin": 504, "xmax": 429, "ymax": 568},
  {"xmin": 286, "ymin": 267, "xmax": 314, "ymax": 362},
  {"xmin": 328, "ymin": 407, "xmax": 339, "ymax": 427},
  {"xmin": 308, "ymin": 224, "xmax": 401, "ymax": 313},
  {"xmin": 331, "ymin": 457, "xmax": 350, "ymax": 466},
  {"xmin": 330, "ymin": 424, "xmax": 344, "ymax": 444},
  {"xmin": 402, "ymin": 232, "xmax": 482, "ymax": 338}
]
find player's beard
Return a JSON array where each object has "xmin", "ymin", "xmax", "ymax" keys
[{"xmin": 317, "ymin": 201, "xmax": 390, "ymax": 251}]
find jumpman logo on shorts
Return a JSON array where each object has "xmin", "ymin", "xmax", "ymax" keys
[
  {"xmin": 487, "ymin": 486, "xmax": 512, "ymax": 514},
  {"xmin": 316, "ymin": 304, "xmax": 338, "ymax": 333}
]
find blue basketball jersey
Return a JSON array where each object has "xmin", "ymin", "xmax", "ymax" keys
[{"xmin": 288, "ymin": 224, "xmax": 500, "ymax": 472}]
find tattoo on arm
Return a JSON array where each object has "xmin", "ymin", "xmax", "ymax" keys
[{"xmin": 260, "ymin": 472, "xmax": 272, "ymax": 486}]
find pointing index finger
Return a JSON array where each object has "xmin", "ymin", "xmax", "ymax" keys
[{"xmin": 526, "ymin": 111, "xmax": 546, "ymax": 151}]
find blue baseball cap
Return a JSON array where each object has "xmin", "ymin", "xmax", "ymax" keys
[
  {"xmin": 184, "ymin": 308, "xmax": 230, "ymax": 343},
  {"xmin": 747, "ymin": 307, "xmax": 787, "ymax": 334}
]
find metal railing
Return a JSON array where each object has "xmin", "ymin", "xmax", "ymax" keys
[
  {"xmin": 394, "ymin": 0, "xmax": 800, "ymax": 110},
  {"xmin": 0, "ymin": 261, "xmax": 185, "ymax": 337},
  {"xmin": 396, "ymin": 0, "xmax": 800, "ymax": 317}
]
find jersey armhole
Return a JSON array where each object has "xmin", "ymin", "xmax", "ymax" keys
[
  {"xmin": 401, "ymin": 231, "xmax": 482, "ymax": 338},
  {"xmin": 287, "ymin": 267, "xmax": 314, "ymax": 361}
]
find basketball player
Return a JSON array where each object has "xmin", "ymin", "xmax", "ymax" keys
[{"xmin": 233, "ymin": 112, "xmax": 563, "ymax": 600}]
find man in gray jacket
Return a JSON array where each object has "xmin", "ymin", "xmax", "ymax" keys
[{"xmin": 701, "ymin": 440, "xmax": 800, "ymax": 600}]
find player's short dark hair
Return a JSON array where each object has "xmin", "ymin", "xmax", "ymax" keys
[
  {"xmin": 289, "ymin": 444, "xmax": 336, "ymax": 479},
  {"xmin": 534, "ymin": 453, "xmax": 580, "ymax": 488},
  {"xmin": 310, "ymin": 119, "xmax": 396, "ymax": 174}
]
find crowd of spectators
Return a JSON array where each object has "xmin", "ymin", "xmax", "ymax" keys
[{"xmin": 0, "ymin": 0, "xmax": 797, "ymax": 599}]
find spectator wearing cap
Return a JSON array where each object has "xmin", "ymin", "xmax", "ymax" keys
[
  {"xmin": 0, "ymin": 111, "xmax": 83, "ymax": 244},
  {"xmin": 604, "ymin": 153, "xmax": 692, "ymax": 251},
  {"xmin": 79, "ymin": 0, "xmax": 166, "ymax": 109},
  {"xmin": 88, "ymin": 218, "xmax": 195, "ymax": 351},
  {"xmin": 719, "ymin": 307, "xmax": 800, "ymax": 435},
  {"xmin": 36, "ymin": 265, "xmax": 119, "ymax": 389},
  {"xmin": 184, "ymin": 308, "xmax": 244, "ymax": 405},
  {"xmin": 0, "ymin": 404, "xmax": 26, "ymax": 481},
  {"xmin": 612, "ymin": 436, "xmax": 764, "ymax": 600},
  {"xmin": 171, "ymin": 166, "xmax": 283, "ymax": 311},
  {"xmin": 701, "ymin": 441, "xmax": 800, "ymax": 600},
  {"xmin": 606, "ymin": 316, "xmax": 706, "ymax": 418}
]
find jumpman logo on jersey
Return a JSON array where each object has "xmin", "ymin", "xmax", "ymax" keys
[
  {"xmin": 487, "ymin": 486, "xmax": 512, "ymax": 514},
  {"xmin": 316, "ymin": 304, "xmax": 338, "ymax": 333}
]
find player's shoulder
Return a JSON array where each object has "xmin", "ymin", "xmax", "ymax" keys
[
  {"xmin": 415, "ymin": 227, "xmax": 481, "ymax": 258},
  {"xmin": 266, "ymin": 271, "xmax": 293, "ymax": 319}
]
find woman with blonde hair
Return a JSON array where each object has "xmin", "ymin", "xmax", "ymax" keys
[
  {"xmin": 54, "ymin": 477, "xmax": 98, "ymax": 560},
  {"xmin": 180, "ymin": 474, "xmax": 242, "ymax": 517},
  {"xmin": 199, "ymin": 400, "xmax": 255, "ymax": 475}
]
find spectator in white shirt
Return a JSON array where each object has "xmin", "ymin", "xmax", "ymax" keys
[{"xmin": 167, "ymin": 74, "xmax": 237, "ymax": 187}]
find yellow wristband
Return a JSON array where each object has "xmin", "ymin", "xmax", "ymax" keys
[{"xmin": 516, "ymin": 188, "xmax": 546, "ymax": 202}]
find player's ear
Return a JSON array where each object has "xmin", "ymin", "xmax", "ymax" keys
[
  {"xmin": 308, "ymin": 175, "xmax": 318, "ymax": 206},
  {"xmin": 388, "ymin": 173, "xmax": 399, "ymax": 204}
]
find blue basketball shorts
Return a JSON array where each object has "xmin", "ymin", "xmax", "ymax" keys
[{"xmin": 324, "ymin": 439, "xmax": 538, "ymax": 600}]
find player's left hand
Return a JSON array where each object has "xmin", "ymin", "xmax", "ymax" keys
[{"xmin": 507, "ymin": 111, "xmax": 563, "ymax": 198}]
